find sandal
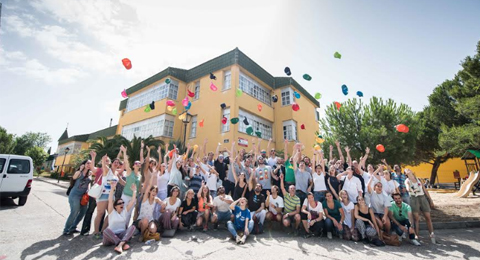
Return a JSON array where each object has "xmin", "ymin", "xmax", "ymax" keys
[{"xmin": 122, "ymin": 244, "xmax": 130, "ymax": 251}]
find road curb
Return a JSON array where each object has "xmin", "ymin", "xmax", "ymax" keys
[{"xmin": 35, "ymin": 177, "xmax": 69, "ymax": 189}]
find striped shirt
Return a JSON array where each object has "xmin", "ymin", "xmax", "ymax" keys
[{"xmin": 284, "ymin": 193, "xmax": 300, "ymax": 214}]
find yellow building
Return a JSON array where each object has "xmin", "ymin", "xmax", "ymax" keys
[
  {"xmin": 407, "ymin": 158, "xmax": 468, "ymax": 184},
  {"xmin": 55, "ymin": 125, "xmax": 118, "ymax": 172},
  {"xmin": 117, "ymin": 48, "xmax": 320, "ymax": 156}
]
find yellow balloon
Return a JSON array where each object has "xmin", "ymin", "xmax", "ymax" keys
[
  {"xmin": 179, "ymin": 114, "xmax": 186, "ymax": 120},
  {"xmin": 314, "ymin": 145, "xmax": 321, "ymax": 151},
  {"xmin": 167, "ymin": 106, "xmax": 173, "ymax": 111},
  {"xmin": 193, "ymin": 144, "xmax": 199, "ymax": 150},
  {"xmin": 316, "ymin": 137, "xmax": 325, "ymax": 144}
]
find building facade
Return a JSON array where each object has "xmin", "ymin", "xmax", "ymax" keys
[{"xmin": 116, "ymin": 48, "xmax": 320, "ymax": 157}]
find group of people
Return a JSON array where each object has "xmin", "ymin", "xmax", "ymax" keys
[{"xmin": 63, "ymin": 138, "xmax": 436, "ymax": 253}]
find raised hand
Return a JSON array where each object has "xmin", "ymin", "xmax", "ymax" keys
[
  {"xmin": 345, "ymin": 146, "xmax": 350, "ymax": 153},
  {"xmin": 365, "ymin": 147, "xmax": 370, "ymax": 154},
  {"xmin": 141, "ymin": 141, "xmax": 145, "ymax": 149},
  {"xmin": 90, "ymin": 150, "xmax": 97, "ymax": 158}
]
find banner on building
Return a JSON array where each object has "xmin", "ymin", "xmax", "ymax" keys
[{"xmin": 238, "ymin": 137, "xmax": 248, "ymax": 147}]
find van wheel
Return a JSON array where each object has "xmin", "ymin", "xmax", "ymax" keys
[{"xmin": 18, "ymin": 196, "xmax": 28, "ymax": 206}]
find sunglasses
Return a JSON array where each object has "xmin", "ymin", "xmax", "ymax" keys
[
  {"xmin": 115, "ymin": 202, "xmax": 124, "ymax": 206},
  {"xmin": 134, "ymin": 162, "xmax": 141, "ymax": 165}
]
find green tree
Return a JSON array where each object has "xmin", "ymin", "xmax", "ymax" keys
[
  {"xmin": 25, "ymin": 146, "xmax": 48, "ymax": 176},
  {"xmin": 88, "ymin": 135, "xmax": 124, "ymax": 164},
  {"xmin": 0, "ymin": 126, "xmax": 16, "ymax": 154},
  {"xmin": 14, "ymin": 132, "xmax": 52, "ymax": 155},
  {"xmin": 118, "ymin": 135, "xmax": 164, "ymax": 166},
  {"xmin": 69, "ymin": 149, "xmax": 91, "ymax": 170},
  {"xmin": 320, "ymin": 97, "xmax": 418, "ymax": 165}
]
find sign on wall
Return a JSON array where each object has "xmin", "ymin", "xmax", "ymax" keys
[{"xmin": 238, "ymin": 137, "xmax": 248, "ymax": 147}]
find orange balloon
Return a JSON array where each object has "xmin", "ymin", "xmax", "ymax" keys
[
  {"xmin": 199, "ymin": 119, "xmax": 204, "ymax": 127},
  {"xmin": 122, "ymin": 58, "xmax": 132, "ymax": 70},
  {"xmin": 257, "ymin": 104, "xmax": 262, "ymax": 112},
  {"xmin": 376, "ymin": 144, "xmax": 385, "ymax": 153},
  {"xmin": 334, "ymin": 102, "xmax": 341, "ymax": 110},
  {"xmin": 396, "ymin": 124, "xmax": 409, "ymax": 133}
]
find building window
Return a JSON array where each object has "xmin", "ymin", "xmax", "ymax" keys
[
  {"xmin": 190, "ymin": 116, "xmax": 197, "ymax": 138},
  {"xmin": 238, "ymin": 109, "xmax": 273, "ymax": 140},
  {"xmin": 239, "ymin": 72, "xmax": 272, "ymax": 106},
  {"xmin": 194, "ymin": 81, "xmax": 200, "ymax": 100},
  {"xmin": 281, "ymin": 87, "xmax": 293, "ymax": 106},
  {"xmin": 315, "ymin": 109, "xmax": 319, "ymax": 121},
  {"xmin": 223, "ymin": 71, "xmax": 231, "ymax": 90},
  {"xmin": 222, "ymin": 108, "xmax": 230, "ymax": 133},
  {"xmin": 121, "ymin": 114, "xmax": 175, "ymax": 140},
  {"xmin": 125, "ymin": 80, "xmax": 179, "ymax": 112},
  {"xmin": 283, "ymin": 120, "xmax": 297, "ymax": 141}
]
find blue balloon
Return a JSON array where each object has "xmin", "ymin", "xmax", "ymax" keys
[
  {"xmin": 341, "ymin": 84, "xmax": 348, "ymax": 95},
  {"xmin": 294, "ymin": 91, "xmax": 301, "ymax": 99},
  {"xmin": 356, "ymin": 91, "xmax": 363, "ymax": 97},
  {"xmin": 185, "ymin": 101, "xmax": 192, "ymax": 110}
]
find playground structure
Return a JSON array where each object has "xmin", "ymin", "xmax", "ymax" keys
[{"xmin": 455, "ymin": 150, "xmax": 480, "ymax": 198}]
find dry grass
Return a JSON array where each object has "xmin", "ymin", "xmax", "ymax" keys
[{"xmin": 429, "ymin": 190, "xmax": 480, "ymax": 222}]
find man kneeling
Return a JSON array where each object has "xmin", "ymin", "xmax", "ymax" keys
[{"xmin": 389, "ymin": 193, "xmax": 421, "ymax": 246}]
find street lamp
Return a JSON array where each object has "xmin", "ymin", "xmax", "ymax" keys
[
  {"xmin": 179, "ymin": 111, "xmax": 193, "ymax": 144},
  {"xmin": 58, "ymin": 147, "xmax": 70, "ymax": 183}
]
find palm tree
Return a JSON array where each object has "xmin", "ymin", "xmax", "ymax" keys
[
  {"xmin": 88, "ymin": 135, "xmax": 124, "ymax": 164},
  {"xmin": 118, "ymin": 135, "xmax": 164, "ymax": 166}
]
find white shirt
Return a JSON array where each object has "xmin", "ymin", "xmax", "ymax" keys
[
  {"xmin": 206, "ymin": 172, "xmax": 218, "ymax": 191},
  {"xmin": 138, "ymin": 199, "xmax": 156, "ymax": 222},
  {"xmin": 302, "ymin": 199, "xmax": 323, "ymax": 214},
  {"xmin": 213, "ymin": 195, "xmax": 233, "ymax": 212},
  {"xmin": 108, "ymin": 208, "xmax": 127, "ymax": 234},
  {"xmin": 267, "ymin": 157, "xmax": 277, "ymax": 167},
  {"xmin": 268, "ymin": 195, "xmax": 284, "ymax": 214},
  {"xmin": 360, "ymin": 171, "xmax": 371, "ymax": 188},
  {"xmin": 157, "ymin": 172, "xmax": 170, "ymax": 193},
  {"xmin": 341, "ymin": 201, "xmax": 355, "ymax": 228},
  {"xmin": 165, "ymin": 197, "xmax": 181, "ymax": 212},
  {"xmin": 406, "ymin": 177, "xmax": 425, "ymax": 197},
  {"xmin": 342, "ymin": 175, "xmax": 363, "ymax": 202},
  {"xmin": 384, "ymin": 179, "xmax": 398, "ymax": 196},
  {"xmin": 369, "ymin": 191, "xmax": 391, "ymax": 214},
  {"xmin": 313, "ymin": 172, "xmax": 327, "ymax": 191}
]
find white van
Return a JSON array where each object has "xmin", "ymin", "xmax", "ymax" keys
[{"xmin": 0, "ymin": 154, "xmax": 33, "ymax": 206}]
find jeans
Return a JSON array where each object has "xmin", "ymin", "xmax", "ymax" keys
[
  {"xmin": 251, "ymin": 210, "xmax": 266, "ymax": 225},
  {"xmin": 216, "ymin": 211, "xmax": 233, "ymax": 222},
  {"xmin": 313, "ymin": 191, "xmax": 327, "ymax": 203},
  {"xmin": 81, "ymin": 196, "xmax": 104, "ymax": 235},
  {"xmin": 296, "ymin": 190, "xmax": 307, "ymax": 206},
  {"xmin": 391, "ymin": 219, "xmax": 415, "ymax": 239},
  {"xmin": 64, "ymin": 194, "xmax": 88, "ymax": 233},
  {"xmin": 227, "ymin": 220, "xmax": 254, "ymax": 237},
  {"xmin": 325, "ymin": 218, "xmax": 344, "ymax": 236},
  {"xmin": 210, "ymin": 190, "xmax": 217, "ymax": 199}
]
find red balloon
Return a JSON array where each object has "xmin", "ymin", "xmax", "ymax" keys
[
  {"xmin": 292, "ymin": 103, "xmax": 300, "ymax": 111},
  {"xmin": 221, "ymin": 117, "xmax": 227, "ymax": 125},
  {"xmin": 376, "ymin": 144, "xmax": 385, "ymax": 153},
  {"xmin": 187, "ymin": 90, "xmax": 195, "ymax": 98},
  {"xmin": 396, "ymin": 124, "xmax": 409, "ymax": 133},
  {"xmin": 334, "ymin": 102, "xmax": 341, "ymax": 110},
  {"xmin": 122, "ymin": 58, "xmax": 132, "ymax": 70},
  {"xmin": 300, "ymin": 124, "xmax": 305, "ymax": 130}
]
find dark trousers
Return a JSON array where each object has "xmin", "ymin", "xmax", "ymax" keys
[
  {"xmin": 224, "ymin": 180, "xmax": 235, "ymax": 196},
  {"xmin": 81, "ymin": 197, "xmax": 104, "ymax": 235},
  {"xmin": 296, "ymin": 190, "xmax": 307, "ymax": 206},
  {"xmin": 391, "ymin": 219, "xmax": 415, "ymax": 240}
]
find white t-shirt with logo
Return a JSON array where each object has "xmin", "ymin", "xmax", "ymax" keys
[{"xmin": 268, "ymin": 195, "xmax": 284, "ymax": 214}]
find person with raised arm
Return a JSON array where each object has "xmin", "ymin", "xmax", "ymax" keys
[
  {"xmin": 167, "ymin": 145, "xmax": 184, "ymax": 196},
  {"xmin": 311, "ymin": 149, "xmax": 328, "ymax": 203},
  {"xmin": 293, "ymin": 145, "xmax": 312, "ymax": 205},
  {"xmin": 63, "ymin": 151, "xmax": 95, "ymax": 235},
  {"xmin": 367, "ymin": 177, "xmax": 392, "ymax": 237},
  {"xmin": 232, "ymin": 155, "xmax": 248, "ymax": 200},
  {"xmin": 266, "ymin": 138, "xmax": 277, "ymax": 167},
  {"xmin": 224, "ymin": 141, "xmax": 243, "ymax": 196},
  {"xmin": 134, "ymin": 171, "xmax": 163, "ymax": 241},
  {"xmin": 247, "ymin": 165, "xmax": 266, "ymax": 234},
  {"xmin": 265, "ymin": 186, "xmax": 284, "ymax": 228},
  {"xmin": 283, "ymin": 139, "xmax": 297, "ymax": 189},
  {"xmin": 93, "ymin": 153, "xmax": 119, "ymax": 239},
  {"xmin": 337, "ymin": 166, "xmax": 362, "ymax": 203},
  {"xmin": 280, "ymin": 173, "xmax": 301, "ymax": 236},
  {"xmin": 227, "ymin": 197, "xmax": 253, "ymax": 244},
  {"xmin": 119, "ymin": 145, "xmax": 142, "ymax": 226},
  {"xmin": 103, "ymin": 181, "xmax": 137, "ymax": 254},
  {"xmin": 335, "ymin": 140, "xmax": 346, "ymax": 172}
]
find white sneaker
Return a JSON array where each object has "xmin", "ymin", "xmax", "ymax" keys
[
  {"xmin": 235, "ymin": 236, "xmax": 241, "ymax": 244},
  {"xmin": 241, "ymin": 235, "xmax": 246, "ymax": 244},
  {"xmin": 398, "ymin": 235, "xmax": 403, "ymax": 242},
  {"xmin": 410, "ymin": 239, "xmax": 421, "ymax": 246},
  {"xmin": 327, "ymin": 232, "xmax": 333, "ymax": 239},
  {"xmin": 402, "ymin": 232, "xmax": 407, "ymax": 239},
  {"xmin": 430, "ymin": 233, "xmax": 436, "ymax": 244}
]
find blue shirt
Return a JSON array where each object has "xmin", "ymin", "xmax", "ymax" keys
[
  {"xmin": 234, "ymin": 205, "xmax": 251, "ymax": 230},
  {"xmin": 393, "ymin": 172, "xmax": 408, "ymax": 194}
]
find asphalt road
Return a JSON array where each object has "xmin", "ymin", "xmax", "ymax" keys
[{"xmin": 1, "ymin": 180, "xmax": 480, "ymax": 260}]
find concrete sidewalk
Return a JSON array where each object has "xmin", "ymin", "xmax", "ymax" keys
[{"xmin": 36, "ymin": 176, "xmax": 70, "ymax": 189}]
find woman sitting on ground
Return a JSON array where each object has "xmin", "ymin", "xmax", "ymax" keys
[
  {"xmin": 354, "ymin": 195, "xmax": 379, "ymax": 243},
  {"xmin": 179, "ymin": 189, "xmax": 197, "ymax": 230},
  {"xmin": 196, "ymin": 182, "xmax": 214, "ymax": 231},
  {"xmin": 159, "ymin": 185, "xmax": 181, "ymax": 231},
  {"xmin": 103, "ymin": 181, "xmax": 137, "ymax": 254},
  {"xmin": 366, "ymin": 175, "xmax": 392, "ymax": 237},
  {"xmin": 134, "ymin": 171, "xmax": 163, "ymax": 242},
  {"xmin": 339, "ymin": 190, "xmax": 358, "ymax": 241},
  {"xmin": 227, "ymin": 197, "xmax": 254, "ymax": 245},
  {"xmin": 301, "ymin": 192, "xmax": 325, "ymax": 238},
  {"xmin": 323, "ymin": 191, "xmax": 345, "ymax": 239}
]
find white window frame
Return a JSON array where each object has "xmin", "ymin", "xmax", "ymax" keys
[
  {"xmin": 238, "ymin": 109, "xmax": 273, "ymax": 140},
  {"xmin": 121, "ymin": 114, "xmax": 175, "ymax": 140},
  {"xmin": 194, "ymin": 81, "xmax": 200, "ymax": 100},
  {"xmin": 239, "ymin": 72, "xmax": 272, "ymax": 106},
  {"xmin": 125, "ymin": 80, "xmax": 179, "ymax": 112},
  {"xmin": 283, "ymin": 120, "xmax": 297, "ymax": 141},
  {"xmin": 281, "ymin": 87, "xmax": 293, "ymax": 106},
  {"xmin": 221, "ymin": 108, "xmax": 230, "ymax": 133},
  {"xmin": 223, "ymin": 70, "xmax": 231, "ymax": 90},
  {"xmin": 190, "ymin": 116, "xmax": 197, "ymax": 138},
  {"xmin": 315, "ymin": 108, "xmax": 320, "ymax": 121}
]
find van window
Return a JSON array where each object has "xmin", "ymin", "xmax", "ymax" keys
[
  {"xmin": 0, "ymin": 158, "xmax": 5, "ymax": 173},
  {"xmin": 7, "ymin": 159, "xmax": 31, "ymax": 174}
]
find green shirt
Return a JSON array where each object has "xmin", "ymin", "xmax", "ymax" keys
[
  {"xmin": 323, "ymin": 200, "xmax": 342, "ymax": 222},
  {"xmin": 284, "ymin": 161, "xmax": 295, "ymax": 183},
  {"xmin": 284, "ymin": 193, "xmax": 300, "ymax": 213},
  {"xmin": 389, "ymin": 201, "xmax": 411, "ymax": 222},
  {"xmin": 123, "ymin": 171, "xmax": 141, "ymax": 197}
]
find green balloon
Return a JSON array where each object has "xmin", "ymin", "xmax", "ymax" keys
[
  {"xmin": 236, "ymin": 89, "xmax": 243, "ymax": 97},
  {"xmin": 231, "ymin": 117, "xmax": 239, "ymax": 124},
  {"xmin": 303, "ymin": 74, "xmax": 312, "ymax": 81},
  {"xmin": 334, "ymin": 52, "xmax": 342, "ymax": 59},
  {"xmin": 144, "ymin": 105, "xmax": 151, "ymax": 113},
  {"xmin": 165, "ymin": 78, "xmax": 171, "ymax": 84},
  {"xmin": 246, "ymin": 126, "xmax": 254, "ymax": 135},
  {"xmin": 255, "ymin": 131, "xmax": 262, "ymax": 138},
  {"xmin": 315, "ymin": 92, "xmax": 321, "ymax": 99},
  {"xmin": 172, "ymin": 107, "xmax": 177, "ymax": 115}
]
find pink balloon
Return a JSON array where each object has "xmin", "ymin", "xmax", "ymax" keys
[
  {"xmin": 166, "ymin": 100, "xmax": 175, "ymax": 106},
  {"xmin": 182, "ymin": 98, "xmax": 189, "ymax": 107},
  {"xmin": 210, "ymin": 82, "xmax": 218, "ymax": 91},
  {"xmin": 121, "ymin": 89, "xmax": 127, "ymax": 98}
]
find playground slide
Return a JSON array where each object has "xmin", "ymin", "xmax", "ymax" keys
[{"xmin": 456, "ymin": 171, "xmax": 480, "ymax": 198}]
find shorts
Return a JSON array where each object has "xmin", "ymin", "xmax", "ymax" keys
[
  {"xmin": 215, "ymin": 211, "xmax": 232, "ymax": 222},
  {"xmin": 132, "ymin": 219, "xmax": 160, "ymax": 230},
  {"xmin": 284, "ymin": 214, "xmax": 298, "ymax": 224},
  {"xmin": 197, "ymin": 210, "xmax": 212, "ymax": 219},
  {"xmin": 410, "ymin": 195, "xmax": 431, "ymax": 213},
  {"xmin": 374, "ymin": 213, "xmax": 385, "ymax": 219},
  {"xmin": 268, "ymin": 212, "xmax": 282, "ymax": 221},
  {"xmin": 97, "ymin": 194, "xmax": 109, "ymax": 202}
]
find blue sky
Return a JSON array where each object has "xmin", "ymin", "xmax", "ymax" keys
[{"xmin": 0, "ymin": 0, "xmax": 479, "ymax": 152}]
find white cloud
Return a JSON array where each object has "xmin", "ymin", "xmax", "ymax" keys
[{"xmin": 8, "ymin": 58, "xmax": 86, "ymax": 84}]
